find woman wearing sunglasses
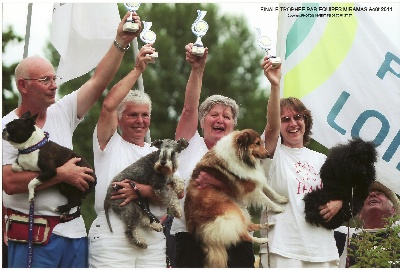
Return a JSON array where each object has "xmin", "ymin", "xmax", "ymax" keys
[{"xmin": 258, "ymin": 56, "xmax": 342, "ymax": 268}]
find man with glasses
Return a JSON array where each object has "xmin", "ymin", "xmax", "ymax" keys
[{"xmin": 2, "ymin": 11, "xmax": 141, "ymax": 268}]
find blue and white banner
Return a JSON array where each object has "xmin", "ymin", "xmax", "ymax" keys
[
  {"xmin": 277, "ymin": 3, "xmax": 400, "ymax": 194},
  {"xmin": 50, "ymin": 3, "xmax": 120, "ymax": 84}
]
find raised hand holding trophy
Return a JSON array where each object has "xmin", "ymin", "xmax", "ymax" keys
[
  {"xmin": 191, "ymin": 10, "xmax": 208, "ymax": 57},
  {"xmin": 123, "ymin": 3, "xmax": 141, "ymax": 32},
  {"xmin": 255, "ymin": 28, "xmax": 281, "ymax": 69},
  {"xmin": 140, "ymin": 21, "xmax": 158, "ymax": 63}
]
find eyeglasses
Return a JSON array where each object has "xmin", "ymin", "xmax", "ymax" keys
[
  {"xmin": 281, "ymin": 114, "xmax": 305, "ymax": 123},
  {"xmin": 24, "ymin": 76, "xmax": 61, "ymax": 86}
]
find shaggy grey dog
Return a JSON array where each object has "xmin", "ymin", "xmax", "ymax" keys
[{"xmin": 104, "ymin": 138, "xmax": 188, "ymax": 248}]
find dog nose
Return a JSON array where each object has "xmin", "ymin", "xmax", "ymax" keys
[{"xmin": 160, "ymin": 160, "xmax": 166, "ymax": 166}]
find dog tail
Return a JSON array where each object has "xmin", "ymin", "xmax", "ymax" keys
[
  {"xmin": 203, "ymin": 243, "xmax": 228, "ymax": 268},
  {"xmin": 104, "ymin": 199, "xmax": 113, "ymax": 232}
]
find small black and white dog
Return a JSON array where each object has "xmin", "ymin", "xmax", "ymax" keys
[
  {"xmin": 104, "ymin": 138, "xmax": 188, "ymax": 249},
  {"xmin": 2, "ymin": 111, "xmax": 96, "ymax": 214},
  {"xmin": 303, "ymin": 138, "xmax": 377, "ymax": 229}
]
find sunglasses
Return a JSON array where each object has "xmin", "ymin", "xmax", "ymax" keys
[{"xmin": 281, "ymin": 114, "xmax": 305, "ymax": 123}]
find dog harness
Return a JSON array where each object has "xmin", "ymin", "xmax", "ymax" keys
[
  {"xmin": 128, "ymin": 181, "xmax": 160, "ymax": 224},
  {"xmin": 18, "ymin": 132, "xmax": 49, "ymax": 154}
]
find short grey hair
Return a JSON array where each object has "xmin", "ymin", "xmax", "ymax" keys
[
  {"xmin": 198, "ymin": 94, "xmax": 239, "ymax": 126},
  {"xmin": 117, "ymin": 90, "xmax": 152, "ymax": 120}
]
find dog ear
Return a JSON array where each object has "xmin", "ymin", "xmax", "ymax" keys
[
  {"xmin": 236, "ymin": 131, "xmax": 250, "ymax": 149},
  {"xmin": 30, "ymin": 113, "xmax": 39, "ymax": 123},
  {"xmin": 151, "ymin": 139, "xmax": 163, "ymax": 149},
  {"xmin": 177, "ymin": 138, "xmax": 189, "ymax": 152},
  {"xmin": 20, "ymin": 111, "xmax": 32, "ymax": 119}
]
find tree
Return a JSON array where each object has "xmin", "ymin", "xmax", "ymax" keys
[{"xmin": 2, "ymin": 26, "xmax": 23, "ymax": 116}]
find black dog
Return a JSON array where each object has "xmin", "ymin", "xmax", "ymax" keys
[
  {"xmin": 303, "ymin": 138, "xmax": 377, "ymax": 229},
  {"xmin": 2, "ymin": 111, "xmax": 96, "ymax": 214}
]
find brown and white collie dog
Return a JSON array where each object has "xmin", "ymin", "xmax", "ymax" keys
[{"xmin": 184, "ymin": 129, "xmax": 288, "ymax": 268}]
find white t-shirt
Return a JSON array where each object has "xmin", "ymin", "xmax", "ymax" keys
[
  {"xmin": 2, "ymin": 91, "xmax": 87, "ymax": 238},
  {"xmin": 90, "ymin": 126, "xmax": 166, "ymax": 245},
  {"xmin": 170, "ymin": 131, "xmax": 208, "ymax": 235},
  {"xmin": 259, "ymin": 136, "xmax": 339, "ymax": 263}
]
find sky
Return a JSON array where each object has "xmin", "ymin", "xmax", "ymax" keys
[{"xmin": 2, "ymin": 2, "xmax": 400, "ymax": 67}]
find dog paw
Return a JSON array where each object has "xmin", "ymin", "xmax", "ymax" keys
[
  {"xmin": 11, "ymin": 163, "xmax": 23, "ymax": 172},
  {"xmin": 260, "ymin": 222, "xmax": 275, "ymax": 229},
  {"xmin": 150, "ymin": 222, "xmax": 163, "ymax": 232},
  {"xmin": 253, "ymin": 237, "xmax": 269, "ymax": 244},
  {"xmin": 133, "ymin": 240, "xmax": 148, "ymax": 249},
  {"xmin": 28, "ymin": 191, "xmax": 35, "ymax": 203},
  {"xmin": 172, "ymin": 209, "xmax": 182, "ymax": 219},
  {"xmin": 276, "ymin": 196, "xmax": 289, "ymax": 204},
  {"xmin": 270, "ymin": 205, "xmax": 285, "ymax": 213}
]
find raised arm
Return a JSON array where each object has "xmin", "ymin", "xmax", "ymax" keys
[
  {"xmin": 76, "ymin": 12, "xmax": 142, "ymax": 119},
  {"xmin": 96, "ymin": 44, "xmax": 154, "ymax": 150},
  {"xmin": 262, "ymin": 56, "xmax": 282, "ymax": 157},
  {"xmin": 175, "ymin": 43, "xmax": 208, "ymax": 141}
]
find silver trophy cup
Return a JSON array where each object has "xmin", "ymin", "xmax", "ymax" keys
[
  {"xmin": 191, "ymin": 10, "xmax": 208, "ymax": 57},
  {"xmin": 140, "ymin": 21, "xmax": 158, "ymax": 63},
  {"xmin": 123, "ymin": 3, "xmax": 141, "ymax": 32},
  {"xmin": 255, "ymin": 27, "xmax": 281, "ymax": 69}
]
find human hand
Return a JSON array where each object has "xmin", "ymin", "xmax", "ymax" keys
[
  {"xmin": 319, "ymin": 200, "xmax": 343, "ymax": 222},
  {"xmin": 111, "ymin": 180, "xmax": 156, "ymax": 206},
  {"xmin": 261, "ymin": 56, "xmax": 281, "ymax": 87},
  {"xmin": 185, "ymin": 43, "xmax": 208, "ymax": 70},
  {"xmin": 135, "ymin": 44, "xmax": 157, "ymax": 71},
  {"xmin": 116, "ymin": 12, "xmax": 142, "ymax": 47},
  {"xmin": 57, "ymin": 157, "xmax": 95, "ymax": 191},
  {"xmin": 195, "ymin": 171, "xmax": 230, "ymax": 193}
]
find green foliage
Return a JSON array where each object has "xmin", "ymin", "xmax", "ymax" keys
[
  {"xmin": 2, "ymin": 26, "xmax": 23, "ymax": 116},
  {"xmin": 348, "ymin": 216, "xmax": 400, "ymax": 268}
]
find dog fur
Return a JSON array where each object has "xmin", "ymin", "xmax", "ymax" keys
[
  {"xmin": 2, "ymin": 111, "xmax": 96, "ymax": 214},
  {"xmin": 104, "ymin": 138, "xmax": 188, "ymax": 249},
  {"xmin": 184, "ymin": 129, "xmax": 288, "ymax": 268},
  {"xmin": 303, "ymin": 138, "xmax": 377, "ymax": 229}
]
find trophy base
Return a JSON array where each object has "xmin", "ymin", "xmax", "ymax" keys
[
  {"xmin": 123, "ymin": 22, "xmax": 139, "ymax": 32},
  {"xmin": 149, "ymin": 52, "xmax": 158, "ymax": 63},
  {"xmin": 270, "ymin": 57, "xmax": 282, "ymax": 69},
  {"xmin": 192, "ymin": 46, "xmax": 205, "ymax": 57}
]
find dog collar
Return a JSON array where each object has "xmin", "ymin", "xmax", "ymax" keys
[{"xmin": 18, "ymin": 132, "xmax": 50, "ymax": 154}]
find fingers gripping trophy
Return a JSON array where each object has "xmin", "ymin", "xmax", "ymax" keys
[
  {"xmin": 140, "ymin": 21, "xmax": 158, "ymax": 63},
  {"xmin": 123, "ymin": 3, "xmax": 141, "ymax": 32},
  {"xmin": 255, "ymin": 28, "xmax": 282, "ymax": 69},
  {"xmin": 191, "ymin": 10, "xmax": 208, "ymax": 57}
]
